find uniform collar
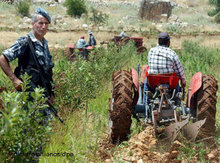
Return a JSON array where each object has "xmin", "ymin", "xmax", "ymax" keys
[{"xmin": 28, "ymin": 31, "xmax": 48, "ymax": 46}]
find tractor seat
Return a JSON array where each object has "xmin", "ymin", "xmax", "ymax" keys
[
  {"xmin": 147, "ymin": 73, "xmax": 180, "ymax": 89},
  {"xmin": 69, "ymin": 43, "xmax": 75, "ymax": 49},
  {"xmin": 86, "ymin": 46, "xmax": 94, "ymax": 50}
]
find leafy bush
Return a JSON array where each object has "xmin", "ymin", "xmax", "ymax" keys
[
  {"xmin": 0, "ymin": 75, "xmax": 52, "ymax": 162},
  {"xmin": 63, "ymin": 0, "xmax": 87, "ymax": 18},
  {"xmin": 208, "ymin": 0, "xmax": 220, "ymax": 23},
  {"xmin": 53, "ymin": 41, "xmax": 137, "ymax": 111},
  {"xmin": 89, "ymin": 7, "xmax": 109, "ymax": 26},
  {"xmin": 15, "ymin": 0, "xmax": 30, "ymax": 17}
]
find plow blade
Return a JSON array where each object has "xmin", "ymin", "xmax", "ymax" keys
[
  {"xmin": 183, "ymin": 118, "xmax": 206, "ymax": 141},
  {"xmin": 164, "ymin": 117, "xmax": 189, "ymax": 142}
]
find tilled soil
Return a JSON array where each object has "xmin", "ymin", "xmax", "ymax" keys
[{"xmin": 99, "ymin": 126, "xmax": 220, "ymax": 163}]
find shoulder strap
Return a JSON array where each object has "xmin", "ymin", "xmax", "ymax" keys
[
  {"xmin": 27, "ymin": 36, "xmax": 50, "ymax": 92},
  {"xmin": 27, "ymin": 36, "xmax": 42, "ymax": 72}
]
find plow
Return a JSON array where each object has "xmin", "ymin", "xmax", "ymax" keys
[{"xmin": 109, "ymin": 66, "xmax": 218, "ymax": 144}]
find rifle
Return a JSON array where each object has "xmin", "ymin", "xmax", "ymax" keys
[
  {"xmin": 27, "ymin": 36, "xmax": 64, "ymax": 124},
  {"xmin": 46, "ymin": 100, "xmax": 64, "ymax": 124}
]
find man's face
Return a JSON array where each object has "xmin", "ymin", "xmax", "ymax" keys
[{"xmin": 32, "ymin": 15, "xmax": 49, "ymax": 38}]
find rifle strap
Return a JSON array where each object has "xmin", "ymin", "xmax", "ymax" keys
[
  {"xmin": 27, "ymin": 36, "xmax": 42, "ymax": 72},
  {"xmin": 27, "ymin": 36, "xmax": 48, "ymax": 91}
]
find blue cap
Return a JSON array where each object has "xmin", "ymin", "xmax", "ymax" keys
[
  {"xmin": 88, "ymin": 30, "xmax": 92, "ymax": 34},
  {"xmin": 35, "ymin": 7, "xmax": 51, "ymax": 23},
  {"xmin": 158, "ymin": 32, "xmax": 170, "ymax": 40}
]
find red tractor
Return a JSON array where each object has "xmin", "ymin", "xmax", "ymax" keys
[
  {"xmin": 109, "ymin": 65, "xmax": 218, "ymax": 144},
  {"xmin": 102, "ymin": 36, "xmax": 147, "ymax": 54},
  {"xmin": 65, "ymin": 43, "xmax": 95, "ymax": 61}
]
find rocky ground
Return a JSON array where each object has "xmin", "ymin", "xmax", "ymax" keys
[{"xmin": 98, "ymin": 126, "xmax": 220, "ymax": 163}]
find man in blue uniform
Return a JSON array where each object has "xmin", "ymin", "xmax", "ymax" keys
[{"xmin": 0, "ymin": 7, "xmax": 54, "ymax": 118}]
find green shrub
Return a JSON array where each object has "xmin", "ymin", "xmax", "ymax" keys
[
  {"xmin": 208, "ymin": 0, "xmax": 220, "ymax": 23},
  {"xmin": 15, "ymin": 0, "xmax": 30, "ymax": 17},
  {"xmin": 0, "ymin": 75, "xmax": 52, "ymax": 162},
  {"xmin": 53, "ymin": 41, "xmax": 137, "ymax": 111},
  {"xmin": 89, "ymin": 7, "xmax": 109, "ymax": 26},
  {"xmin": 215, "ymin": 12, "xmax": 220, "ymax": 22},
  {"xmin": 63, "ymin": 0, "xmax": 87, "ymax": 18}
]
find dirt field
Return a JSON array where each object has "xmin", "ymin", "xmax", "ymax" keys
[
  {"xmin": 0, "ymin": 0, "xmax": 219, "ymax": 50},
  {"xmin": 0, "ymin": 31, "xmax": 220, "ymax": 50}
]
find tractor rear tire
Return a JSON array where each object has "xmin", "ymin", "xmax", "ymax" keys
[
  {"xmin": 195, "ymin": 75, "xmax": 218, "ymax": 138},
  {"xmin": 137, "ymin": 46, "xmax": 147, "ymax": 54},
  {"xmin": 109, "ymin": 70, "xmax": 133, "ymax": 144},
  {"xmin": 118, "ymin": 37, "xmax": 130, "ymax": 48},
  {"xmin": 64, "ymin": 48, "xmax": 76, "ymax": 61}
]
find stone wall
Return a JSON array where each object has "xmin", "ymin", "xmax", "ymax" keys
[{"xmin": 138, "ymin": 0, "xmax": 173, "ymax": 22}]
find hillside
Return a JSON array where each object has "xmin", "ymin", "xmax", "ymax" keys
[{"xmin": 0, "ymin": 0, "xmax": 220, "ymax": 49}]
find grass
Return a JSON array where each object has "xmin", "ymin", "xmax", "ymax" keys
[
  {"xmin": 178, "ymin": 142, "xmax": 208, "ymax": 162},
  {"xmin": 181, "ymin": 41, "xmax": 220, "ymax": 145},
  {"xmin": 172, "ymin": 0, "xmax": 220, "ymax": 29},
  {"xmin": 39, "ymin": 87, "xmax": 111, "ymax": 163}
]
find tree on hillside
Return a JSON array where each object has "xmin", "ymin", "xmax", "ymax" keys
[
  {"xmin": 16, "ymin": 0, "xmax": 31, "ymax": 17},
  {"xmin": 208, "ymin": 0, "xmax": 220, "ymax": 23},
  {"xmin": 89, "ymin": 7, "xmax": 109, "ymax": 26},
  {"xmin": 63, "ymin": 0, "xmax": 87, "ymax": 18}
]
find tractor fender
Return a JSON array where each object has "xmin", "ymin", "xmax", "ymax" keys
[
  {"xmin": 86, "ymin": 46, "xmax": 95, "ymax": 50},
  {"xmin": 140, "ymin": 65, "xmax": 149, "ymax": 83},
  {"xmin": 187, "ymin": 72, "xmax": 202, "ymax": 108},
  {"xmin": 130, "ymin": 68, "xmax": 139, "ymax": 106}
]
